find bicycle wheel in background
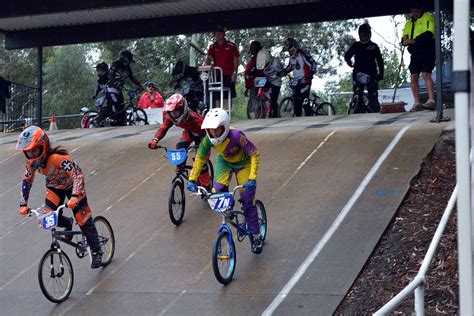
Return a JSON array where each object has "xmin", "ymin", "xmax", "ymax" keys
[
  {"xmin": 247, "ymin": 96, "xmax": 263, "ymax": 119},
  {"xmin": 168, "ymin": 179, "xmax": 185, "ymax": 226},
  {"xmin": 127, "ymin": 108, "xmax": 148, "ymax": 125},
  {"xmin": 93, "ymin": 216, "xmax": 115, "ymax": 267},
  {"xmin": 347, "ymin": 95, "xmax": 359, "ymax": 115},
  {"xmin": 279, "ymin": 97, "xmax": 295, "ymax": 118},
  {"xmin": 315, "ymin": 102, "xmax": 336, "ymax": 116},
  {"xmin": 38, "ymin": 249, "xmax": 74, "ymax": 303},
  {"xmin": 212, "ymin": 230, "xmax": 236, "ymax": 285},
  {"xmin": 80, "ymin": 111, "xmax": 98, "ymax": 128},
  {"xmin": 256, "ymin": 200, "xmax": 267, "ymax": 242}
]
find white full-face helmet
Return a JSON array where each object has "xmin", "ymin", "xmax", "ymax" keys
[
  {"xmin": 201, "ymin": 108, "xmax": 230, "ymax": 145},
  {"xmin": 256, "ymin": 49, "xmax": 271, "ymax": 70}
]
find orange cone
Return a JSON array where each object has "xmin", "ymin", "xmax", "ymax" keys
[{"xmin": 49, "ymin": 115, "xmax": 58, "ymax": 131}]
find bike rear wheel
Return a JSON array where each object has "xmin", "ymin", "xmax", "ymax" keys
[
  {"xmin": 279, "ymin": 97, "xmax": 295, "ymax": 118},
  {"xmin": 247, "ymin": 96, "xmax": 263, "ymax": 119},
  {"xmin": 212, "ymin": 230, "xmax": 236, "ymax": 285},
  {"xmin": 127, "ymin": 108, "xmax": 148, "ymax": 125},
  {"xmin": 256, "ymin": 200, "xmax": 267, "ymax": 242},
  {"xmin": 315, "ymin": 102, "xmax": 336, "ymax": 116},
  {"xmin": 168, "ymin": 179, "xmax": 185, "ymax": 226},
  {"xmin": 38, "ymin": 248, "xmax": 74, "ymax": 303},
  {"xmin": 93, "ymin": 216, "xmax": 115, "ymax": 266}
]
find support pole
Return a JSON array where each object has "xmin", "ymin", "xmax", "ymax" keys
[
  {"xmin": 452, "ymin": 0, "xmax": 472, "ymax": 314},
  {"xmin": 434, "ymin": 0, "xmax": 444, "ymax": 122},
  {"xmin": 37, "ymin": 46, "xmax": 43, "ymax": 127}
]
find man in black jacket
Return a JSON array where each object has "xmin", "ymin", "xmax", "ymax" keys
[{"xmin": 344, "ymin": 23, "xmax": 385, "ymax": 113}]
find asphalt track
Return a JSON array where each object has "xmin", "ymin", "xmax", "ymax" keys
[{"xmin": 0, "ymin": 110, "xmax": 453, "ymax": 315}]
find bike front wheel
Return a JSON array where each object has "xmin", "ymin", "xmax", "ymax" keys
[
  {"xmin": 127, "ymin": 108, "xmax": 148, "ymax": 126},
  {"xmin": 347, "ymin": 95, "xmax": 359, "ymax": 115},
  {"xmin": 256, "ymin": 200, "xmax": 268, "ymax": 242},
  {"xmin": 81, "ymin": 111, "xmax": 98, "ymax": 128},
  {"xmin": 94, "ymin": 216, "xmax": 115, "ymax": 266},
  {"xmin": 212, "ymin": 230, "xmax": 236, "ymax": 285},
  {"xmin": 168, "ymin": 179, "xmax": 185, "ymax": 226},
  {"xmin": 315, "ymin": 102, "xmax": 336, "ymax": 116},
  {"xmin": 38, "ymin": 248, "xmax": 74, "ymax": 303},
  {"xmin": 279, "ymin": 97, "xmax": 295, "ymax": 118},
  {"xmin": 247, "ymin": 96, "xmax": 263, "ymax": 119}
]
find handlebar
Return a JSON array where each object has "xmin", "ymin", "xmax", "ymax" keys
[
  {"xmin": 192, "ymin": 185, "xmax": 244, "ymax": 199},
  {"xmin": 28, "ymin": 204, "xmax": 66, "ymax": 218},
  {"xmin": 157, "ymin": 145, "xmax": 199, "ymax": 153}
]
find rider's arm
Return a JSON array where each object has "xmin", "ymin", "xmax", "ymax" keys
[
  {"xmin": 20, "ymin": 163, "xmax": 35, "ymax": 206},
  {"xmin": 128, "ymin": 66, "xmax": 141, "ymax": 87},
  {"xmin": 152, "ymin": 114, "xmax": 173, "ymax": 141},
  {"xmin": 344, "ymin": 43, "xmax": 356, "ymax": 66},
  {"xmin": 375, "ymin": 45, "xmax": 385, "ymax": 80},
  {"xmin": 205, "ymin": 44, "xmax": 214, "ymax": 65},
  {"xmin": 188, "ymin": 136, "xmax": 213, "ymax": 182},
  {"xmin": 238, "ymin": 131, "xmax": 260, "ymax": 180}
]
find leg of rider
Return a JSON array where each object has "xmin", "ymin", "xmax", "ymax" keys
[
  {"xmin": 367, "ymin": 79, "xmax": 380, "ymax": 113},
  {"xmin": 176, "ymin": 131, "xmax": 192, "ymax": 171},
  {"xmin": 270, "ymin": 84, "xmax": 281, "ymax": 118},
  {"xmin": 354, "ymin": 82, "xmax": 365, "ymax": 114},
  {"xmin": 293, "ymin": 88, "xmax": 303, "ymax": 117},
  {"xmin": 301, "ymin": 84, "xmax": 313, "ymax": 116},
  {"xmin": 45, "ymin": 187, "xmax": 68, "ymax": 227},
  {"xmin": 191, "ymin": 134, "xmax": 211, "ymax": 188},
  {"xmin": 116, "ymin": 92, "xmax": 126, "ymax": 126},
  {"xmin": 235, "ymin": 163, "xmax": 259, "ymax": 235},
  {"xmin": 212, "ymin": 155, "xmax": 233, "ymax": 194},
  {"xmin": 72, "ymin": 195, "xmax": 101, "ymax": 253}
]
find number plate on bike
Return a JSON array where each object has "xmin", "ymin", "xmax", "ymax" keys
[
  {"xmin": 166, "ymin": 149, "xmax": 187, "ymax": 165},
  {"xmin": 254, "ymin": 77, "xmax": 267, "ymax": 88},
  {"xmin": 38, "ymin": 212, "xmax": 58, "ymax": 230},
  {"xmin": 208, "ymin": 193, "xmax": 234, "ymax": 212}
]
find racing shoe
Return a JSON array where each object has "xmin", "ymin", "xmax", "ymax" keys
[
  {"xmin": 251, "ymin": 234, "xmax": 263, "ymax": 254},
  {"xmin": 90, "ymin": 249, "xmax": 103, "ymax": 269}
]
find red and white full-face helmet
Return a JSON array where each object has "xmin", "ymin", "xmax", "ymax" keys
[
  {"xmin": 16, "ymin": 125, "xmax": 50, "ymax": 168},
  {"xmin": 164, "ymin": 93, "xmax": 188, "ymax": 124}
]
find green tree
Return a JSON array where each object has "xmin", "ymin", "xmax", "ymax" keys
[{"xmin": 43, "ymin": 45, "xmax": 95, "ymax": 121}]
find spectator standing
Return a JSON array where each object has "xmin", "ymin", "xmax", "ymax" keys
[
  {"xmin": 283, "ymin": 38, "xmax": 317, "ymax": 117},
  {"xmin": 402, "ymin": 1, "xmax": 436, "ymax": 111},
  {"xmin": 344, "ymin": 23, "xmax": 384, "ymax": 113},
  {"xmin": 205, "ymin": 26, "xmax": 240, "ymax": 110},
  {"xmin": 244, "ymin": 41, "xmax": 263, "ymax": 98},
  {"xmin": 256, "ymin": 48, "xmax": 285, "ymax": 118},
  {"xmin": 138, "ymin": 81, "xmax": 164, "ymax": 109}
]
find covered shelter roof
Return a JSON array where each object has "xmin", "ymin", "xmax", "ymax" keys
[{"xmin": 1, "ymin": 0, "xmax": 453, "ymax": 49}]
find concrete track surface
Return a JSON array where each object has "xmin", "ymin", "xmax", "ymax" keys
[{"xmin": 0, "ymin": 110, "xmax": 453, "ymax": 315}]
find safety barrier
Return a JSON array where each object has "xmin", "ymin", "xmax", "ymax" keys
[
  {"xmin": 374, "ymin": 186, "xmax": 457, "ymax": 315},
  {"xmin": 1, "ymin": 81, "xmax": 39, "ymax": 133}
]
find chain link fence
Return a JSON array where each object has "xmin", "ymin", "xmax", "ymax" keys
[{"xmin": 1, "ymin": 81, "xmax": 40, "ymax": 133}]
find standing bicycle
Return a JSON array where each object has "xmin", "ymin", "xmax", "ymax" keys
[
  {"xmin": 344, "ymin": 23, "xmax": 384, "ymax": 114},
  {"xmin": 246, "ymin": 48, "xmax": 284, "ymax": 119},
  {"xmin": 193, "ymin": 184, "xmax": 267, "ymax": 284},
  {"xmin": 279, "ymin": 83, "xmax": 335, "ymax": 117},
  {"xmin": 28, "ymin": 205, "xmax": 115, "ymax": 303},
  {"xmin": 81, "ymin": 87, "xmax": 148, "ymax": 127},
  {"xmin": 157, "ymin": 145, "xmax": 214, "ymax": 225}
]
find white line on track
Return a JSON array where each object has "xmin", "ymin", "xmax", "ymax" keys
[
  {"xmin": 270, "ymin": 130, "xmax": 337, "ymax": 201},
  {"xmin": 0, "ymin": 152, "xmax": 20, "ymax": 164},
  {"xmin": 0, "ymin": 261, "xmax": 37, "ymax": 291},
  {"xmin": 262, "ymin": 125, "xmax": 410, "ymax": 315}
]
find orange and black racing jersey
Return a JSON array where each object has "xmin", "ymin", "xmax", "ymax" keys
[{"xmin": 20, "ymin": 153, "xmax": 85, "ymax": 206}]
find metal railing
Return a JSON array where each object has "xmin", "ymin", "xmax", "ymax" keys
[
  {"xmin": 1, "ymin": 81, "xmax": 40, "ymax": 133},
  {"xmin": 374, "ymin": 185, "xmax": 458, "ymax": 315}
]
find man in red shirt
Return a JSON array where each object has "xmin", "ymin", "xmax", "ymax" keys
[
  {"xmin": 244, "ymin": 41, "xmax": 263, "ymax": 98},
  {"xmin": 205, "ymin": 26, "xmax": 240, "ymax": 109},
  {"xmin": 138, "ymin": 81, "xmax": 164, "ymax": 109}
]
